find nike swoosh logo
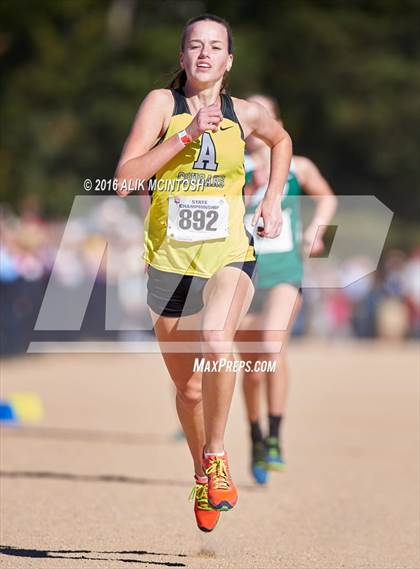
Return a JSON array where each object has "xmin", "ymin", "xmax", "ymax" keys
[{"xmin": 220, "ymin": 126, "xmax": 234, "ymax": 131}]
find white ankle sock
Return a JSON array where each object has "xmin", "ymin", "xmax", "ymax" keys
[
  {"xmin": 195, "ymin": 474, "xmax": 208, "ymax": 484},
  {"xmin": 204, "ymin": 450, "xmax": 225, "ymax": 458}
]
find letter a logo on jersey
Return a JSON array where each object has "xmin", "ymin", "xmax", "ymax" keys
[{"xmin": 193, "ymin": 132, "xmax": 218, "ymax": 171}]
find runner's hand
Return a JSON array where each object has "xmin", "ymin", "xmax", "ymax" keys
[
  {"xmin": 185, "ymin": 103, "xmax": 223, "ymax": 140},
  {"xmin": 251, "ymin": 197, "xmax": 283, "ymax": 238}
]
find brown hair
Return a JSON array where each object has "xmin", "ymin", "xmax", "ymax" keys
[{"xmin": 168, "ymin": 14, "xmax": 234, "ymax": 93}]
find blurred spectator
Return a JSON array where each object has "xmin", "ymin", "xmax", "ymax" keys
[
  {"xmin": 341, "ymin": 257, "xmax": 377, "ymax": 338},
  {"xmin": 383, "ymin": 249, "xmax": 408, "ymax": 297},
  {"xmin": 401, "ymin": 247, "xmax": 420, "ymax": 338},
  {"xmin": 0, "ymin": 197, "xmax": 148, "ymax": 355},
  {"xmin": 1, "ymin": 201, "xmax": 418, "ymax": 355}
]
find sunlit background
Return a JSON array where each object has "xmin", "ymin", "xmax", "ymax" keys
[
  {"xmin": 1, "ymin": 1, "xmax": 419, "ymax": 354},
  {"xmin": 0, "ymin": 3, "xmax": 419, "ymax": 568}
]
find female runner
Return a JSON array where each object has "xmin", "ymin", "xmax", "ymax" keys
[
  {"xmin": 115, "ymin": 17, "xmax": 292, "ymax": 531},
  {"xmin": 238, "ymin": 95, "xmax": 337, "ymax": 484}
]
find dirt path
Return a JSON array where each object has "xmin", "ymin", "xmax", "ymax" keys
[{"xmin": 1, "ymin": 341, "xmax": 419, "ymax": 568}]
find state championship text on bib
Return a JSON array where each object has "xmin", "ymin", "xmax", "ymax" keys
[{"xmin": 167, "ymin": 196, "xmax": 229, "ymax": 242}]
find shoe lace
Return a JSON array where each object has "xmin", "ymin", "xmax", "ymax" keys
[
  {"xmin": 189, "ymin": 483, "xmax": 209, "ymax": 509},
  {"xmin": 205, "ymin": 457, "xmax": 229, "ymax": 490}
]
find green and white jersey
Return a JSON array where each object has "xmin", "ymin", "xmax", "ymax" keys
[{"xmin": 244, "ymin": 157, "xmax": 303, "ymax": 288}]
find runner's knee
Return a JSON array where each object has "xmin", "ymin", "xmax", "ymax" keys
[
  {"xmin": 244, "ymin": 369, "xmax": 264, "ymax": 384},
  {"xmin": 176, "ymin": 384, "xmax": 202, "ymax": 408},
  {"xmin": 260, "ymin": 330, "xmax": 287, "ymax": 355},
  {"xmin": 201, "ymin": 330, "xmax": 234, "ymax": 356}
]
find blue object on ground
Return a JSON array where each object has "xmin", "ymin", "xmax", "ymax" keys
[{"xmin": 0, "ymin": 400, "xmax": 17, "ymax": 422}]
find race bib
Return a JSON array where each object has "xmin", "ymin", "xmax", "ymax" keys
[
  {"xmin": 245, "ymin": 209, "xmax": 293, "ymax": 254},
  {"xmin": 167, "ymin": 196, "xmax": 229, "ymax": 242}
]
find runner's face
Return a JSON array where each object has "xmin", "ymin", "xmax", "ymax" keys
[{"xmin": 180, "ymin": 21, "xmax": 233, "ymax": 86}]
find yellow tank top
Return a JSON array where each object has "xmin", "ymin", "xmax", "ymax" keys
[{"xmin": 144, "ymin": 88, "xmax": 255, "ymax": 278}]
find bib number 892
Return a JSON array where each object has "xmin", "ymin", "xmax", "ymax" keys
[{"xmin": 179, "ymin": 208, "xmax": 218, "ymax": 231}]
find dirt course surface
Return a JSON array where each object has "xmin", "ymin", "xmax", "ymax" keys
[{"xmin": 1, "ymin": 341, "xmax": 419, "ymax": 569}]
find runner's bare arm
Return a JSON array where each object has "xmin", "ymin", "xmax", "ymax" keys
[
  {"xmin": 235, "ymin": 98, "xmax": 292, "ymax": 237},
  {"xmin": 115, "ymin": 89, "xmax": 173, "ymax": 195},
  {"xmin": 295, "ymin": 156, "xmax": 337, "ymax": 231},
  {"xmin": 115, "ymin": 90, "xmax": 223, "ymax": 196},
  {"xmin": 294, "ymin": 156, "xmax": 337, "ymax": 254}
]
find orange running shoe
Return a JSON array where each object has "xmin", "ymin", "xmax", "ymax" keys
[
  {"xmin": 204, "ymin": 451, "xmax": 238, "ymax": 511},
  {"xmin": 189, "ymin": 475, "xmax": 221, "ymax": 532}
]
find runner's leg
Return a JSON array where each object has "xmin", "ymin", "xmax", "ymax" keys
[
  {"xmin": 150, "ymin": 309, "xmax": 205, "ymax": 476},
  {"xmin": 262, "ymin": 284, "xmax": 302, "ymax": 418},
  {"xmin": 201, "ymin": 266, "xmax": 255, "ymax": 452},
  {"xmin": 236, "ymin": 314, "xmax": 264, "ymax": 423}
]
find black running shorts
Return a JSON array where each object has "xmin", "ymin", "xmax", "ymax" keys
[{"xmin": 147, "ymin": 261, "xmax": 256, "ymax": 318}]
